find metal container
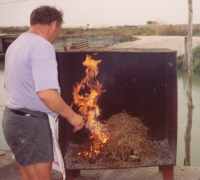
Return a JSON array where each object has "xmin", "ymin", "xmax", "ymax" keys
[{"xmin": 56, "ymin": 49, "xmax": 177, "ymax": 171}]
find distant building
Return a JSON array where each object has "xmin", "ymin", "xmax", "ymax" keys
[{"xmin": 146, "ymin": 21, "xmax": 160, "ymax": 25}]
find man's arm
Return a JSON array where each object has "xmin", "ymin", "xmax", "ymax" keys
[
  {"xmin": 30, "ymin": 42, "xmax": 83, "ymax": 130},
  {"xmin": 37, "ymin": 89, "xmax": 84, "ymax": 132}
]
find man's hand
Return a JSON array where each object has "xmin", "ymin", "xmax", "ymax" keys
[
  {"xmin": 69, "ymin": 113, "xmax": 84, "ymax": 132},
  {"xmin": 37, "ymin": 89, "xmax": 84, "ymax": 132}
]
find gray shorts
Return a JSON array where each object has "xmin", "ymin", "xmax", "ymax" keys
[{"xmin": 2, "ymin": 107, "xmax": 53, "ymax": 166}]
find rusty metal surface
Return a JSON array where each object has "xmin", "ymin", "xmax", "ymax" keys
[
  {"xmin": 64, "ymin": 139, "xmax": 175, "ymax": 170},
  {"xmin": 56, "ymin": 50, "xmax": 177, "ymax": 169}
]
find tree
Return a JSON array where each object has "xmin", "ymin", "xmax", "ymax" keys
[{"xmin": 184, "ymin": 0, "xmax": 193, "ymax": 166}]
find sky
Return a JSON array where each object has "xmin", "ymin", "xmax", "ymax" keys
[{"xmin": 0, "ymin": 0, "xmax": 199, "ymax": 27}]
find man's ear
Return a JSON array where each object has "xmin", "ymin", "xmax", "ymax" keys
[{"xmin": 50, "ymin": 21, "xmax": 57, "ymax": 31}]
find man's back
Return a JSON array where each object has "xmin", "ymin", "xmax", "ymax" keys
[{"xmin": 5, "ymin": 32, "xmax": 60, "ymax": 114}]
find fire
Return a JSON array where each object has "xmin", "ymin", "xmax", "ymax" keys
[{"xmin": 73, "ymin": 55, "xmax": 109, "ymax": 159}]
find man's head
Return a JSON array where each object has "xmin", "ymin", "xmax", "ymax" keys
[{"xmin": 30, "ymin": 6, "xmax": 63, "ymax": 42}]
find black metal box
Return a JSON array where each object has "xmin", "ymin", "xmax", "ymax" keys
[{"xmin": 56, "ymin": 49, "xmax": 177, "ymax": 170}]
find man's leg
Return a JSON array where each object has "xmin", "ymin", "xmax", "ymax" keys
[
  {"xmin": 3, "ymin": 108, "xmax": 54, "ymax": 180},
  {"xmin": 17, "ymin": 161, "xmax": 52, "ymax": 180},
  {"xmin": 16, "ymin": 162, "xmax": 29, "ymax": 180}
]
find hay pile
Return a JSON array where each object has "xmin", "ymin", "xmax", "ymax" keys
[{"xmin": 101, "ymin": 112, "xmax": 156, "ymax": 161}]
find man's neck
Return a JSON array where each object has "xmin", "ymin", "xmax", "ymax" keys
[{"xmin": 29, "ymin": 25, "xmax": 50, "ymax": 42}]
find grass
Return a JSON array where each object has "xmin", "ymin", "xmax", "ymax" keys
[
  {"xmin": 177, "ymin": 45, "xmax": 200, "ymax": 75},
  {"xmin": 1, "ymin": 24, "xmax": 200, "ymax": 38},
  {"xmin": 193, "ymin": 46, "xmax": 200, "ymax": 74}
]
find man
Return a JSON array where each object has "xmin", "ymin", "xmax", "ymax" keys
[{"xmin": 2, "ymin": 6, "xmax": 84, "ymax": 180}]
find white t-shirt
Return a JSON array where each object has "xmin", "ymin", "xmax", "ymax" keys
[{"xmin": 5, "ymin": 32, "xmax": 60, "ymax": 114}]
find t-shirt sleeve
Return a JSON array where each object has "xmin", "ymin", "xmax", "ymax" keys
[{"xmin": 31, "ymin": 43, "xmax": 60, "ymax": 92}]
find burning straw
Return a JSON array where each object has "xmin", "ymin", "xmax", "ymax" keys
[
  {"xmin": 102, "ymin": 112, "xmax": 156, "ymax": 162},
  {"xmin": 73, "ymin": 55, "xmax": 110, "ymax": 159}
]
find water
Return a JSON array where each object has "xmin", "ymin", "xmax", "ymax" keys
[
  {"xmin": 1, "ymin": 59, "xmax": 200, "ymax": 166},
  {"xmin": 0, "ymin": 61, "xmax": 8, "ymax": 150},
  {"xmin": 177, "ymin": 73, "xmax": 200, "ymax": 166}
]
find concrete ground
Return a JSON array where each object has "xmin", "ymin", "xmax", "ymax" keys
[
  {"xmin": 2, "ymin": 164, "xmax": 200, "ymax": 180},
  {"xmin": 1, "ymin": 152, "xmax": 200, "ymax": 180},
  {"xmin": 0, "ymin": 151, "xmax": 200, "ymax": 180}
]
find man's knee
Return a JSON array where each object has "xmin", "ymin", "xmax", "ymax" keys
[
  {"xmin": 34, "ymin": 162, "xmax": 52, "ymax": 180},
  {"xmin": 16, "ymin": 163, "xmax": 29, "ymax": 180},
  {"xmin": 18, "ymin": 161, "xmax": 52, "ymax": 180}
]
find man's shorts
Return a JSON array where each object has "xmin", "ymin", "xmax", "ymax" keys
[{"xmin": 2, "ymin": 107, "xmax": 53, "ymax": 166}]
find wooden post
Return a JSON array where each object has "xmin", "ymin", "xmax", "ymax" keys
[{"xmin": 184, "ymin": 0, "xmax": 193, "ymax": 166}]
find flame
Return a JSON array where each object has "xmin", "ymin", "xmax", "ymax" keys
[{"xmin": 73, "ymin": 55, "xmax": 109, "ymax": 159}]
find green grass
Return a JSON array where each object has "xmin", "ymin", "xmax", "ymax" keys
[
  {"xmin": 193, "ymin": 46, "xmax": 200, "ymax": 74},
  {"xmin": 1, "ymin": 24, "xmax": 200, "ymax": 38},
  {"xmin": 177, "ymin": 45, "xmax": 200, "ymax": 75}
]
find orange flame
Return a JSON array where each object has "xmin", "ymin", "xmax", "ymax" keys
[{"xmin": 73, "ymin": 55, "xmax": 109, "ymax": 159}]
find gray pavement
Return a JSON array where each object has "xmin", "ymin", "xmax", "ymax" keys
[{"xmin": 1, "ymin": 159, "xmax": 200, "ymax": 180}]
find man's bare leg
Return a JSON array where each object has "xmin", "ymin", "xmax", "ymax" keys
[
  {"xmin": 16, "ymin": 163, "xmax": 29, "ymax": 180},
  {"xmin": 17, "ymin": 161, "xmax": 52, "ymax": 180}
]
